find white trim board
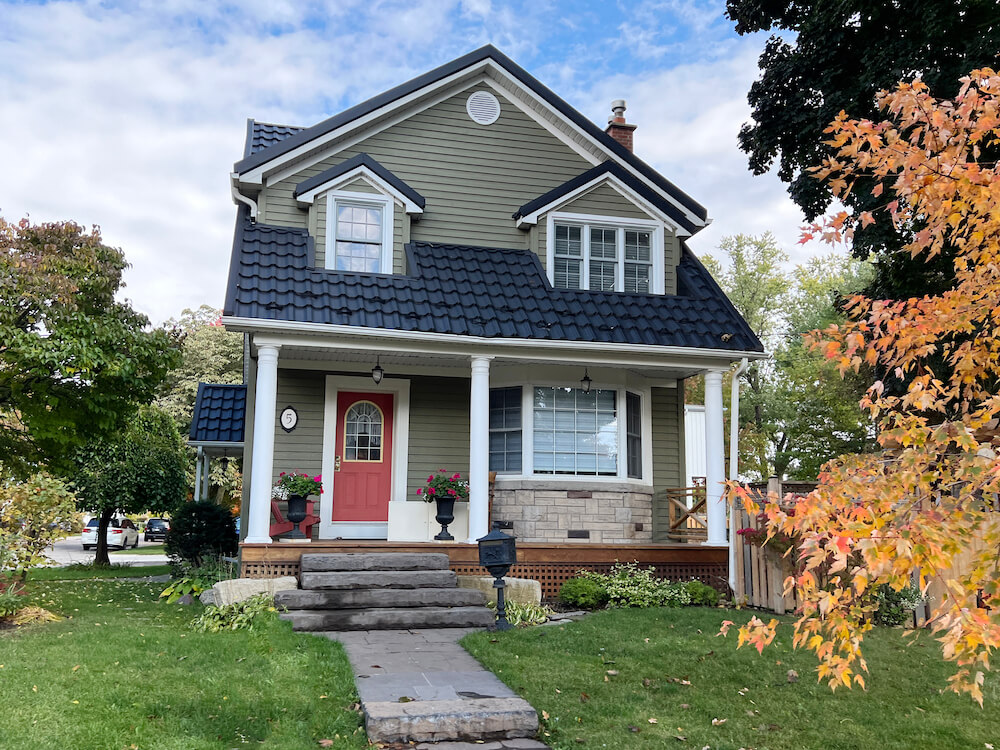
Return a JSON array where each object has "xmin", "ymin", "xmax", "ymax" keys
[
  {"xmin": 320, "ymin": 374, "xmax": 411, "ymax": 540},
  {"xmin": 296, "ymin": 166, "xmax": 423, "ymax": 214}
]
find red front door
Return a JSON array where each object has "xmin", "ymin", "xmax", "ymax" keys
[{"xmin": 332, "ymin": 391, "xmax": 393, "ymax": 522}]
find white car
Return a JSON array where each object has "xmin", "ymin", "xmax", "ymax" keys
[{"xmin": 81, "ymin": 518, "xmax": 140, "ymax": 550}]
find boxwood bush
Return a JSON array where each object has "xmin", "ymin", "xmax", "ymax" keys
[
  {"xmin": 559, "ymin": 576, "xmax": 610, "ymax": 609},
  {"xmin": 165, "ymin": 501, "xmax": 237, "ymax": 569}
]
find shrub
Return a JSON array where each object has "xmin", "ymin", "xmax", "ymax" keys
[
  {"xmin": 685, "ymin": 580, "xmax": 720, "ymax": 606},
  {"xmin": 165, "ymin": 501, "xmax": 237, "ymax": 569},
  {"xmin": 0, "ymin": 586, "xmax": 23, "ymax": 618},
  {"xmin": 872, "ymin": 583, "xmax": 924, "ymax": 626},
  {"xmin": 0, "ymin": 473, "xmax": 77, "ymax": 577},
  {"xmin": 190, "ymin": 594, "xmax": 280, "ymax": 633},
  {"xmin": 559, "ymin": 576, "xmax": 610, "ymax": 609},
  {"xmin": 487, "ymin": 600, "xmax": 554, "ymax": 627},
  {"xmin": 582, "ymin": 563, "xmax": 691, "ymax": 609},
  {"xmin": 159, "ymin": 575, "xmax": 216, "ymax": 604}
]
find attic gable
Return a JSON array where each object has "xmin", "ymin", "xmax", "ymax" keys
[{"xmin": 233, "ymin": 45, "xmax": 708, "ymax": 234}]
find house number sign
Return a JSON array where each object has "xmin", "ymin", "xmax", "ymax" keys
[{"xmin": 279, "ymin": 406, "xmax": 298, "ymax": 432}]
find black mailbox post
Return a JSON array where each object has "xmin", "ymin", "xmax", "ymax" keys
[{"xmin": 477, "ymin": 526, "xmax": 517, "ymax": 631}]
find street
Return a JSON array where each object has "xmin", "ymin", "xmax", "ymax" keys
[{"xmin": 46, "ymin": 534, "xmax": 169, "ymax": 566}]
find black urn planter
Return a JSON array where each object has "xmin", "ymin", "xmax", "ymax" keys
[
  {"xmin": 285, "ymin": 493, "xmax": 308, "ymax": 539},
  {"xmin": 433, "ymin": 497, "xmax": 456, "ymax": 540}
]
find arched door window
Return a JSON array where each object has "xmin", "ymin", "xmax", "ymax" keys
[{"xmin": 343, "ymin": 401, "xmax": 383, "ymax": 462}]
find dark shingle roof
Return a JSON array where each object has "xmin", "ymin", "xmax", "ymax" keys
[
  {"xmin": 513, "ymin": 161, "xmax": 691, "ymax": 231},
  {"xmin": 244, "ymin": 120, "xmax": 304, "ymax": 157},
  {"xmin": 223, "ymin": 209, "xmax": 762, "ymax": 353},
  {"xmin": 294, "ymin": 153, "xmax": 426, "ymax": 209},
  {"xmin": 189, "ymin": 383, "xmax": 247, "ymax": 443},
  {"xmin": 233, "ymin": 45, "xmax": 707, "ymax": 231}
]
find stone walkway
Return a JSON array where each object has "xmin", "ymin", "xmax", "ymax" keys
[{"xmin": 320, "ymin": 628, "xmax": 548, "ymax": 748}]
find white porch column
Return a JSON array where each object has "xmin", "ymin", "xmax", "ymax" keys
[
  {"xmin": 704, "ymin": 368, "xmax": 727, "ymax": 546},
  {"xmin": 467, "ymin": 355, "xmax": 492, "ymax": 543},
  {"xmin": 246, "ymin": 344, "xmax": 280, "ymax": 544},
  {"xmin": 194, "ymin": 446, "xmax": 204, "ymax": 502}
]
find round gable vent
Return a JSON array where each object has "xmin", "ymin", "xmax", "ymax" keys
[{"xmin": 466, "ymin": 91, "xmax": 501, "ymax": 125}]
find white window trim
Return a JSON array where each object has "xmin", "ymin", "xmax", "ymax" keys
[
  {"xmin": 545, "ymin": 211, "xmax": 665, "ymax": 295},
  {"xmin": 494, "ymin": 380, "xmax": 653, "ymax": 485},
  {"xmin": 324, "ymin": 190, "xmax": 394, "ymax": 275},
  {"xmin": 296, "ymin": 165, "xmax": 422, "ymax": 214}
]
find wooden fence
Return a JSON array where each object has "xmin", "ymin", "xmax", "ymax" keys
[{"xmin": 732, "ymin": 478, "xmax": 998, "ymax": 623}]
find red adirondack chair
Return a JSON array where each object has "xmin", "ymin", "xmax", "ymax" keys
[{"xmin": 269, "ymin": 499, "xmax": 319, "ymax": 539}]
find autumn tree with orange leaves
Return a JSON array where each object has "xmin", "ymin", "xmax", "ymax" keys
[{"xmin": 724, "ymin": 69, "xmax": 1000, "ymax": 705}]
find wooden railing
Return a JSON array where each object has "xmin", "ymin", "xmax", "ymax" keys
[{"xmin": 660, "ymin": 480, "xmax": 708, "ymax": 543}]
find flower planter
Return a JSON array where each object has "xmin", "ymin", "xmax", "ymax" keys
[
  {"xmin": 433, "ymin": 497, "xmax": 456, "ymax": 541},
  {"xmin": 285, "ymin": 493, "xmax": 309, "ymax": 540}
]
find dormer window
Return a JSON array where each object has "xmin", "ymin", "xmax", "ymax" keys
[
  {"xmin": 324, "ymin": 192, "xmax": 394, "ymax": 273},
  {"xmin": 550, "ymin": 216, "xmax": 660, "ymax": 293}
]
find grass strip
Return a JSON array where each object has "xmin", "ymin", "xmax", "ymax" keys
[
  {"xmin": 463, "ymin": 606, "xmax": 999, "ymax": 750},
  {"xmin": 28, "ymin": 564, "xmax": 174, "ymax": 581}
]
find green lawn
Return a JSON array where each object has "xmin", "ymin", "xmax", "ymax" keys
[
  {"xmin": 112, "ymin": 543, "xmax": 166, "ymax": 555},
  {"xmin": 463, "ymin": 607, "xmax": 1000, "ymax": 750},
  {"xmin": 27, "ymin": 564, "xmax": 173, "ymax": 581},
  {"xmin": 0, "ymin": 576, "xmax": 366, "ymax": 749}
]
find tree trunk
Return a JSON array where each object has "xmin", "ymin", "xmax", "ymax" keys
[{"xmin": 94, "ymin": 507, "xmax": 114, "ymax": 566}]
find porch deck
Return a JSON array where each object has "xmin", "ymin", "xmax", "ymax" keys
[{"xmin": 240, "ymin": 541, "xmax": 728, "ymax": 600}]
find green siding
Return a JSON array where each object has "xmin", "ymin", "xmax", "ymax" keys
[
  {"xmin": 651, "ymin": 385, "xmax": 684, "ymax": 542},
  {"xmin": 263, "ymin": 85, "xmax": 594, "ymax": 252},
  {"xmin": 340, "ymin": 178, "xmax": 381, "ymax": 194},
  {"xmin": 558, "ymin": 183, "xmax": 652, "ymax": 219},
  {"xmin": 272, "ymin": 370, "xmax": 325, "ymax": 482},
  {"xmin": 664, "ymin": 229, "xmax": 678, "ymax": 295},
  {"xmin": 406, "ymin": 376, "xmax": 470, "ymax": 500}
]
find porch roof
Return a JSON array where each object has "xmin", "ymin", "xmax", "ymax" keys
[
  {"xmin": 223, "ymin": 210, "xmax": 763, "ymax": 353},
  {"xmin": 189, "ymin": 383, "xmax": 247, "ymax": 449}
]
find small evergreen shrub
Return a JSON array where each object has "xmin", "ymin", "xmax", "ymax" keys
[
  {"xmin": 872, "ymin": 583, "xmax": 924, "ymax": 626},
  {"xmin": 559, "ymin": 576, "xmax": 610, "ymax": 609},
  {"xmin": 190, "ymin": 594, "xmax": 280, "ymax": 633},
  {"xmin": 165, "ymin": 501, "xmax": 237, "ymax": 569},
  {"xmin": 684, "ymin": 580, "xmax": 720, "ymax": 606}
]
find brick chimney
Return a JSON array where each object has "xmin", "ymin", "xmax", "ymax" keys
[{"xmin": 605, "ymin": 99, "xmax": 637, "ymax": 152}]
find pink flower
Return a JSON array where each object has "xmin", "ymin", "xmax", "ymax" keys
[
  {"xmin": 428, "ymin": 487, "xmax": 436, "ymax": 495},
  {"xmin": 428, "ymin": 475, "xmax": 435, "ymax": 482},
  {"xmin": 416, "ymin": 488, "xmax": 423, "ymax": 495},
  {"xmin": 448, "ymin": 489, "xmax": 456, "ymax": 496},
  {"xmin": 452, "ymin": 473, "xmax": 461, "ymax": 480},
  {"xmin": 279, "ymin": 472, "xmax": 286, "ymax": 477},
  {"xmin": 313, "ymin": 475, "xmax": 321, "ymax": 482}
]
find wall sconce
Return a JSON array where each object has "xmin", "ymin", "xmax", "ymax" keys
[
  {"xmin": 580, "ymin": 367, "xmax": 592, "ymax": 394},
  {"xmin": 371, "ymin": 356, "xmax": 384, "ymax": 385}
]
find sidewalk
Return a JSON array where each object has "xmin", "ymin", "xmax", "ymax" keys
[{"xmin": 322, "ymin": 627, "xmax": 548, "ymax": 748}]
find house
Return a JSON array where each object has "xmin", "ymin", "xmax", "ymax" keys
[{"xmin": 213, "ymin": 46, "xmax": 764, "ymax": 584}]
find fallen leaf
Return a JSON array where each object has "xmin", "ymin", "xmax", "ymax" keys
[
  {"xmin": 606, "ymin": 670, "xmax": 619, "ymax": 676},
  {"xmin": 680, "ymin": 680, "xmax": 691, "ymax": 686},
  {"xmin": 555, "ymin": 688, "xmax": 561, "ymax": 694},
  {"xmin": 644, "ymin": 638, "xmax": 650, "ymax": 643},
  {"xmin": 712, "ymin": 718, "xmax": 727, "ymax": 726},
  {"xmin": 787, "ymin": 669, "xmax": 799, "ymax": 683},
  {"xmin": 680, "ymin": 704, "xmax": 690, "ymax": 710},
  {"xmin": 318, "ymin": 741, "xmax": 334, "ymax": 748},
  {"xmin": 642, "ymin": 678, "xmax": 653, "ymax": 688},
  {"xmin": 648, "ymin": 718, "xmax": 658, "ymax": 724},
  {"xmin": 72, "ymin": 665, "xmax": 80, "ymax": 672},
  {"xmin": 674, "ymin": 735, "xmax": 686, "ymax": 742},
  {"xmin": 580, "ymin": 692, "xmax": 590, "ymax": 703},
  {"xmin": 398, "ymin": 696, "xmax": 413, "ymax": 703},
  {"xmin": 628, "ymin": 726, "xmax": 640, "ymax": 733},
  {"xmin": 542, "ymin": 710, "xmax": 550, "ymax": 720}
]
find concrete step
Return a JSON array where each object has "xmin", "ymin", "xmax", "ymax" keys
[
  {"xmin": 300, "ymin": 552, "xmax": 450, "ymax": 572},
  {"xmin": 300, "ymin": 570, "xmax": 458, "ymax": 591},
  {"xmin": 276, "ymin": 587, "xmax": 486, "ymax": 610},
  {"xmin": 363, "ymin": 697, "xmax": 538, "ymax": 744},
  {"xmin": 280, "ymin": 605, "xmax": 495, "ymax": 631}
]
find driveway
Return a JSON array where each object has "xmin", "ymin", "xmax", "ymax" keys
[{"xmin": 45, "ymin": 535, "xmax": 169, "ymax": 567}]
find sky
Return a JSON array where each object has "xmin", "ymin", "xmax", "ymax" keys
[{"xmin": 0, "ymin": 0, "xmax": 820, "ymax": 325}]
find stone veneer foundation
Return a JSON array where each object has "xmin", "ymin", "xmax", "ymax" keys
[{"xmin": 491, "ymin": 482, "xmax": 654, "ymax": 544}]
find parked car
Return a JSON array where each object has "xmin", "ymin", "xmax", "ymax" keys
[
  {"xmin": 144, "ymin": 518, "xmax": 170, "ymax": 542},
  {"xmin": 81, "ymin": 518, "xmax": 140, "ymax": 550}
]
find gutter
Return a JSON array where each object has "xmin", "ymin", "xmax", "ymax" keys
[{"xmin": 230, "ymin": 173, "xmax": 258, "ymax": 219}]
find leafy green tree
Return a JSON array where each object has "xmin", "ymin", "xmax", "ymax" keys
[
  {"xmin": 0, "ymin": 473, "xmax": 77, "ymax": 583},
  {"xmin": 696, "ymin": 235, "xmax": 874, "ymax": 479},
  {"xmin": 71, "ymin": 405, "xmax": 188, "ymax": 565},
  {"xmin": 726, "ymin": 0, "xmax": 999, "ymax": 296},
  {"xmin": 0, "ymin": 217, "xmax": 180, "ymax": 478},
  {"xmin": 156, "ymin": 305, "xmax": 244, "ymax": 509}
]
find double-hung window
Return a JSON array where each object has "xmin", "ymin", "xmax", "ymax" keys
[
  {"xmin": 489, "ymin": 387, "xmax": 522, "ymax": 473},
  {"xmin": 325, "ymin": 192, "xmax": 394, "ymax": 273},
  {"xmin": 549, "ymin": 217, "xmax": 659, "ymax": 294}
]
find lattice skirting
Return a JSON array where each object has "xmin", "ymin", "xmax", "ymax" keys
[{"xmin": 239, "ymin": 542, "xmax": 728, "ymax": 600}]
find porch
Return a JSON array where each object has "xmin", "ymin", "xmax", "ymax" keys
[{"xmin": 240, "ymin": 539, "xmax": 728, "ymax": 600}]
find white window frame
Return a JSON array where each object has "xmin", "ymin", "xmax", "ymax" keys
[
  {"xmin": 324, "ymin": 190, "xmax": 394, "ymax": 274},
  {"xmin": 545, "ymin": 211, "xmax": 665, "ymax": 295}
]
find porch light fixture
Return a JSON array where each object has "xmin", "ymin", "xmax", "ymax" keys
[
  {"xmin": 580, "ymin": 368, "xmax": 592, "ymax": 394},
  {"xmin": 371, "ymin": 356, "xmax": 384, "ymax": 385}
]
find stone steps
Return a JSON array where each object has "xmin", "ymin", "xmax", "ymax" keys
[
  {"xmin": 282, "ymin": 552, "xmax": 490, "ymax": 632},
  {"xmin": 364, "ymin": 697, "xmax": 538, "ymax": 744},
  {"xmin": 280, "ymin": 605, "xmax": 494, "ymax": 631}
]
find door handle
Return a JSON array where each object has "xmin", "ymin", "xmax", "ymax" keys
[{"xmin": 335, "ymin": 455, "xmax": 342, "ymax": 471}]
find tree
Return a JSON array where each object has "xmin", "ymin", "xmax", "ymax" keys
[
  {"xmin": 727, "ymin": 0, "xmax": 1000, "ymax": 296},
  {"xmin": 696, "ymin": 235, "xmax": 873, "ymax": 479},
  {"xmin": 0, "ymin": 474, "xmax": 77, "ymax": 582},
  {"xmin": 0, "ymin": 217, "xmax": 180, "ymax": 478},
  {"xmin": 728, "ymin": 69, "xmax": 1000, "ymax": 704},
  {"xmin": 156, "ymin": 305, "xmax": 244, "ymax": 509},
  {"xmin": 72, "ymin": 405, "xmax": 188, "ymax": 565}
]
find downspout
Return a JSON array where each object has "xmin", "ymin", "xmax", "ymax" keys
[
  {"xmin": 230, "ymin": 173, "xmax": 258, "ymax": 220},
  {"xmin": 728, "ymin": 357, "xmax": 749, "ymax": 595}
]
